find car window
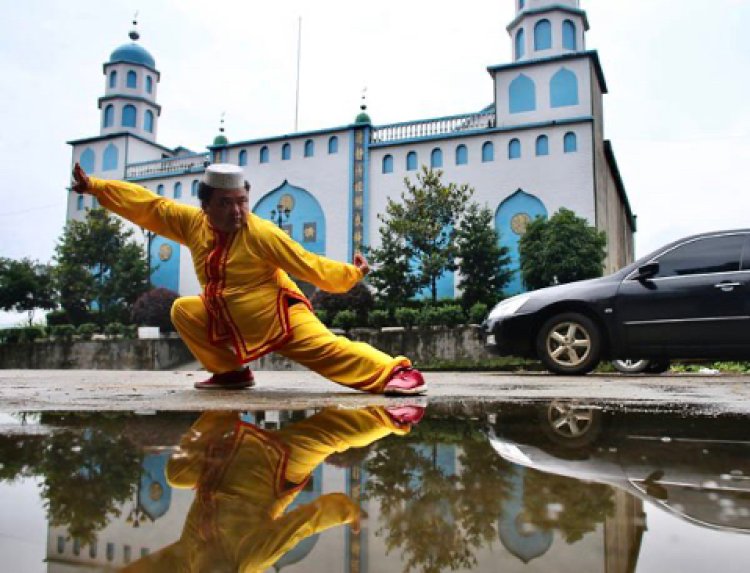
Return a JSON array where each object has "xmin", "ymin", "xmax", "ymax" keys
[
  {"xmin": 654, "ymin": 235, "xmax": 745, "ymax": 278},
  {"xmin": 742, "ymin": 236, "xmax": 750, "ymax": 270}
]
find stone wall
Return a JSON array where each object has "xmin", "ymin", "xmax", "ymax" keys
[{"xmin": 0, "ymin": 326, "xmax": 493, "ymax": 370}]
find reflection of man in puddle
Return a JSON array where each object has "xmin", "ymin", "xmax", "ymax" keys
[{"xmin": 121, "ymin": 406, "xmax": 423, "ymax": 572}]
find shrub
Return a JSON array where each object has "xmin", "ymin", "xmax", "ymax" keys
[
  {"xmin": 311, "ymin": 283, "xmax": 374, "ymax": 326},
  {"xmin": 314, "ymin": 309, "xmax": 329, "ymax": 325},
  {"xmin": 0, "ymin": 329, "xmax": 21, "ymax": 344},
  {"xmin": 417, "ymin": 306, "xmax": 443, "ymax": 327},
  {"xmin": 435, "ymin": 304, "xmax": 466, "ymax": 326},
  {"xmin": 123, "ymin": 324, "xmax": 138, "ymax": 339},
  {"xmin": 369, "ymin": 309, "xmax": 391, "ymax": 328},
  {"xmin": 104, "ymin": 322, "xmax": 125, "ymax": 337},
  {"xmin": 46, "ymin": 310, "xmax": 71, "ymax": 327},
  {"xmin": 50, "ymin": 324, "xmax": 76, "ymax": 341},
  {"xmin": 77, "ymin": 323, "xmax": 99, "ymax": 340},
  {"xmin": 394, "ymin": 307, "xmax": 419, "ymax": 328},
  {"xmin": 131, "ymin": 288, "xmax": 180, "ymax": 332},
  {"xmin": 19, "ymin": 326, "xmax": 45, "ymax": 342},
  {"xmin": 468, "ymin": 302, "xmax": 489, "ymax": 325},
  {"xmin": 332, "ymin": 310, "xmax": 357, "ymax": 331}
]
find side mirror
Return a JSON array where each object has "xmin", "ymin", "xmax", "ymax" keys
[{"xmin": 634, "ymin": 261, "xmax": 659, "ymax": 281}]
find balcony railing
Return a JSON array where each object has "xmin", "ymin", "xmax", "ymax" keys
[
  {"xmin": 370, "ymin": 111, "xmax": 496, "ymax": 144},
  {"xmin": 125, "ymin": 153, "xmax": 210, "ymax": 180}
]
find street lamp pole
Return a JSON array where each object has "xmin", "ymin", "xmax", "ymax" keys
[{"xmin": 270, "ymin": 203, "xmax": 291, "ymax": 228}]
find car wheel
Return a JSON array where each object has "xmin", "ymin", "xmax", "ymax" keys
[
  {"xmin": 536, "ymin": 312, "xmax": 602, "ymax": 375},
  {"xmin": 540, "ymin": 399, "xmax": 602, "ymax": 449},
  {"xmin": 645, "ymin": 359, "xmax": 670, "ymax": 374},
  {"xmin": 611, "ymin": 359, "xmax": 650, "ymax": 374}
]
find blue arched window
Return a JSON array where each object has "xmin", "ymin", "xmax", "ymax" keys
[
  {"xmin": 563, "ymin": 20, "xmax": 577, "ymax": 50},
  {"xmin": 519, "ymin": 0, "xmax": 525, "ymax": 8},
  {"xmin": 122, "ymin": 105, "xmax": 136, "ymax": 127},
  {"xmin": 79, "ymin": 148, "xmax": 95, "ymax": 173},
  {"xmin": 328, "ymin": 136, "xmax": 339, "ymax": 154},
  {"xmin": 282, "ymin": 143, "xmax": 291, "ymax": 160},
  {"xmin": 382, "ymin": 154, "xmax": 394, "ymax": 173},
  {"xmin": 509, "ymin": 138, "xmax": 521, "ymax": 159},
  {"xmin": 102, "ymin": 143, "xmax": 118, "ymax": 171},
  {"xmin": 536, "ymin": 135, "xmax": 549, "ymax": 156},
  {"xmin": 146, "ymin": 76, "xmax": 153, "ymax": 94},
  {"xmin": 92, "ymin": 196, "xmax": 99, "ymax": 208},
  {"xmin": 174, "ymin": 182, "xmax": 182, "ymax": 199},
  {"xmin": 534, "ymin": 19, "xmax": 552, "ymax": 51},
  {"xmin": 482, "ymin": 141, "xmax": 494, "ymax": 162},
  {"xmin": 191, "ymin": 180, "xmax": 199, "ymax": 196},
  {"xmin": 515, "ymin": 29, "xmax": 525, "ymax": 60},
  {"xmin": 126, "ymin": 70, "xmax": 137, "ymax": 88},
  {"xmin": 109, "ymin": 71, "xmax": 117, "ymax": 88},
  {"xmin": 406, "ymin": 151, "xmax": 418, "ymax": 171},
  {"xmin": 550, "ymin": 68, "xmax": 579, "ymax": 107},
  {"xmin": 509, "ymin": 74, "xmax": 536, "ymax": 114},
  {"xmin": 430, "ymin": 148, "xmax": 443, "ymax": 168},
  {"xmin": 77, "ymin": 195, "xmax": 84, "ymax": 211},
  {"xmin": 304, "ymin": 139, "xmax": 314, "ymax": 157},
  {"xmin": 103, "ymin": 105, "xmax": 114, "ymax": 128},
  {"xmin": 157, "ymin": 184, "xmax": 165, "ymax": 196},
  {"xmin": 455, "ymin": 144, "xmax": 468, "ymax": 165},
  {"xmin": 260, "ymin": 146, "xmax": 269, "ymax": 163},
  {"xmin": 238, "ymin": 149, "xmax": 248, "ymax": 166},
  {"xmin": 564, "ymin": 132, "xmax": 578, "ymax": 153},
  {"xmin": 144, "ymin": 110, "xmax": 154, "ymax": 133}
]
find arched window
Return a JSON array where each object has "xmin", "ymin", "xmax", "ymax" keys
[
  {"xmin": 77, "ymin": 195, "xmax": 85, "ymax": 211},
  {"xmin": 238, "ymin": 149, "xmax": 248, "ymax": 166},
  {"xmin": 455, "ymin": 144, "xmax": 468, "ymax": 165},
  {"xmin": 174, "ymin": 182, "xmax": 182, "ymax": 199},
  {"xmin": 109, "ymin": 70, "xmax": 117, "ymax": 88},
  {"xmin": 564, "ymin": 132, "xmax": 578, "ymax": 153},
  {"xmin": 260, "ymin": 146, "xmax": 269, "ymax": 163},
  {"xmin": 563, "ymin": 20, "xmax": 577, "ymax": 50},
  {"xmin": 144, "ymin": 110, "xmax": 154, "ymax": 133},
  {"xmin": 382, "ymin": 154, "xmax": 394, "ymax": 174},
  {"xmin": 509, "ymin": 74, "xmax": 536, "ymax": 113},
  {"xmin": 509, "ymin": 138, "xmax": 521, "ymax": 159},
  {"xmin": 550, "ymin": 68, "xmax": 579, "ymax": 107},
  {"xmin": 536, "ymin": 135, "xmax": 549, "ymax": 156},
  {"xmin": 146, "ymin": 76, "xmax": 153, "ymax": 94},
  {"xmin": 103, "ymin": 143, "xmax": 118, "ymax": 171},
  {"xmin": 191, "ymin": 180, "xmax": 199, "ymax": 196},
  {"xmin": 430, "ymin": 148, "xmax": 443, "ymax": 168},
  {"xmin": 126, "ymin": 70, "xmax": 137, "ymax": 88},
  {"xmin": 79, "ymin": 148, "xmax": 95, "ymax": 172},
  {"xmin": 103, "ymin": 105, "xmax": 114, "ymax": 128},
  {"xmin": 92, "ymin": 196, "xmax": 99, "ymax": 208},
  {"xmin": 328, "ymin": 136, "xmax": 339, "ymax": 154},
  {"xmin": 157, "ymin": 184, "xmax": 165, "ymax": 196},
  {"xmin": 282, "ymin": 143, "xmax": 291, "ymax": 160},
  {"xmin": 406, "ymin": 151, "xmax": 417, "ymax": 171},
  {"xmin": 534, "ymin": 19, "xmax": 552, "ymax": 51},
  {"xmin": 122, "ymin": 105, "xmax": 136, "ymax": 127},
  {"xmin": 482, "ymin": 141, "xmax": 494, "ymax": 162},
  {"xmin": 304, "ymin": 139, "xmax": 314, "ymax": 157},
  {"xmin": 519, "ymin": 0, "xmax": 525, "ymax": 8},
  {"xmin": 515, "ymin": 29, "xmax": 525, "ymax": 60}
]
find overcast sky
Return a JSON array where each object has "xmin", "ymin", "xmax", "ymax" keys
[{"xmin": 1, "ymin": 0, "xmax": 749, "ymax": 267}]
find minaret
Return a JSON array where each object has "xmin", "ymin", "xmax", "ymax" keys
[
  {"xmin": 100, "ymin": 16, "xmax": 161, "ymax": 141},
  {"xmin": 507, "ymin": 0, "xmax": 588, "ymax": 62}
]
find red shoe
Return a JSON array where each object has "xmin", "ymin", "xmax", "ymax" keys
[
  {"xmin": 385, "ymin": 405, "xmax": 426, "ymax": 426},
  {"xmin": 194, "ymin": 367, "xmax": 254, "ymax": 390},
  {"xmin": 383, "ymin": 367, "xmax": 427, "ymax": 395}
]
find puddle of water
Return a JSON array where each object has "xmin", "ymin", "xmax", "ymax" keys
[{"xmin": 0, "ymin": 402, "xmax": 749, "ymax": 572}]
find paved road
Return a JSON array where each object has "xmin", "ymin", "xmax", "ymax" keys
[{"xmin": 1, "ymin": 369, "xmax": 749, "ymax": 415}]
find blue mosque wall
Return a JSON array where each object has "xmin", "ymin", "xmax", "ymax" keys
[{"xmin": 150, "ymin": 236, "xmax": 180, "ymax": 293}]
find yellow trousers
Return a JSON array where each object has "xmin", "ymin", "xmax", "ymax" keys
[{"xmin": 171, "ymin": 297, "xmax": 410, "ymax": 393}]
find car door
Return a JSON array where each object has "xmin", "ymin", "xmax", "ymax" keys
[{"xmin": 615, "ymin": 232, "xmax": 750, "ymax": 357}]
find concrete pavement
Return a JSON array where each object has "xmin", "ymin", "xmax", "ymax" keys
[{"xmin": 1, "ymin": 369, "xmax": 749, "ymax": 415}]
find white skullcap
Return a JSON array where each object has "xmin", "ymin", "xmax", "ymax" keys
[{"xmin": 203, "ymin": 163, "xmax": 244, "ymax": 189}]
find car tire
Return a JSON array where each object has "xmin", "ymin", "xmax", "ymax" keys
[
  {"xmin": 540, "ymin": 399, "xmax": 603, "ymax": 450},
  {"xmin": 611, "ymin": 359, "xmax": 651, "ymax": 374},
  {"xmin": 536, "ymin": 312, "xmax": 602, "ymax": 375}
]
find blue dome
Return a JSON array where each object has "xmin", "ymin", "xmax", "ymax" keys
[{"xmin": 109, "ymin": 43, "xmax": 156, "ymax": 68}]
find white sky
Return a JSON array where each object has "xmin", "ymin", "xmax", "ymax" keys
[{"xmin": 0, "ymin": 0, "xmax": 749, "ymax": 267}]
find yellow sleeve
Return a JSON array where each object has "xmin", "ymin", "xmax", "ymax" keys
[
  {"xmin": 256, "ymin": 218, "xmax": 364, "ymax": 293},
  {"xmin": 89, "ymin": 177, "xmax": 201, "ymax": 245}
]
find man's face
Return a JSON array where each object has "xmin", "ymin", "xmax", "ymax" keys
[{"xmin": 203, "ymin": 188, "xmax": 249, "ymax": 233}]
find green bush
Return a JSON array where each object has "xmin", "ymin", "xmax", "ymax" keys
[
  {"xmin": 416, "ymin": 306, "xmax": 442, "ymax": 326},
  {"xmin": 18, "ymin": 327, "xmax": 45, "ymax": 343},
  {"xmin": 0, "ymin": 329, "xmax": 21, "ymax": 345},
  {"xmin": 394, "ymin": 307, "xmax": 419, "ymax": 328},
  {"xmin": 311, "ymin": 283, "xmax": 374, "ymax": 326},
  {"xmin": 50, "ymin": 324, "xmax": 76, "ymax": 341},
  {"xmin": 104, "ymin": 322, "xmax": 125, "ymax": 337},
  {"xmin": 131, "ymin": 288, "xmax": 180, "ymax": 332},
  {"xmin": 332, "ymin": 310, "xmax": 357, "ymax": 331},
  {"xmin": 369, "ymin": 309, "xmax": 391, "ymax": 328},
  {"xmin": 123, "ymin": 324, "xmax": 138, "ymax": 339},
  {"xmin": 437, "ymin": 305, "xmax": 466, "ymax": 326},
  {"xmin": 46, "ymin": 310, "xmax": 71, "ymax": 327},
  {"xmin": 468, "ymin": 302, "xmax": 489, "ymax": 324},
  {"xmin": 77, "ymin": 323, "xmax": 99, "ymax": 340},
  {"xmin": 314, "ymin": 309, "xmax": 329, "ymax": 325}
]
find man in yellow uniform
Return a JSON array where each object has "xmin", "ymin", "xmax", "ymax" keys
[{"xmin": 71, "ymin": 163, "xmax": 426, "ymax": 394}]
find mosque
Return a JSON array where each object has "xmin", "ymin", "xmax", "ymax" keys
[{"xmin": 66, "ymin": 0, "xmax": 635, "ymax": 299}]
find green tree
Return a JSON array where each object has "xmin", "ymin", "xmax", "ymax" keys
[
  {"xmin": 0, "ymin": 258, "xmax": 56, "ymax": 325},
  {"xmin": 519, "ymin": 208, "xmax": 607, "ymax": 290},
  {"xmin": 365, "ymin": 233, "xmax": 420, "ymax": 309},
  {"xmin": 53, "ymin": 208, "xmax": 149, "ymax": 325},
  {"xmin": 455, "ymin": 203, "xmax": 513, "ymax": 308},
  {"xmin": 369, "ymin": 167, "xmax": 472, "ymax": 303}
]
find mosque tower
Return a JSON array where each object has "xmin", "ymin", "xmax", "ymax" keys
[{"xmin": 507, "ymin": 0, "xmax": 588, "ymax": 62}]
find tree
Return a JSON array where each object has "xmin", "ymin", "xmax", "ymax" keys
[
  {"xmin": 131, "ymin": 288, "xmax": 180, "ymax": 331},
  {"xmin": 365, "ymin": 232, "xmax": 420, "ymax": 310},
  {"xmin": 369, "ymin": 167, "xmax": 472, "ymax": 303},
  {"xmin": 455, "ymin": 203, "xmax": 513, "ymax": 309},
  {"xmin": 0, "ymin": 257, "xmax": 56, "ymax": 325},
  {"xmin": 54, "ymin": 208, "xmax": 150, "ymax": 325},
  {"xmin": 519, "ymin": 208, "xmax": 607, "ymax": 290}
]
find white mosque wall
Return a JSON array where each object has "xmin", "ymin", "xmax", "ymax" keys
[{"xmin": 509, "ymin": 8, "xmax": 587, "ymax": 63}]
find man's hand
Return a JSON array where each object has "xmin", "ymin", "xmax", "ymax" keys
[
  {"xmin": 71, "ymin": 163, "xmax": 91, "ymax": 195},
  {"xmin": 353, "ymin": 252, "xmax": 370, "ymax": 276}
]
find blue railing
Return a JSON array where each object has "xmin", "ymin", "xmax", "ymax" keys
[{"xmin": 370, "ymin": 111, "xmax": 496, "ymax": 144}]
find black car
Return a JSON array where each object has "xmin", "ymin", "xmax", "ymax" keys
[{"xmin": 482, "ymin": 229, "xmax": 750, "ymax": 374}]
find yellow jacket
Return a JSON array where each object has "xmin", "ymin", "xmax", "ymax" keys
[{"xmin": 89, "ymin": 178, "xmax": 363, "ymax": 361}]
